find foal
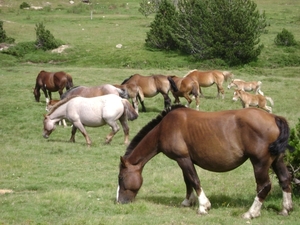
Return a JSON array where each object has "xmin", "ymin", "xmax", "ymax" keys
[
  {"xmin": 232, "ymin": 89, "xmax": 274, "ymax": 113},
  {"xmin": 228, "ymin": 79, "xmax": 264, "ymax": 95}
]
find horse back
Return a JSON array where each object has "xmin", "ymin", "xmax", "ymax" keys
[{"xmin": 155, "ymin": 107, "xmax": 280, "ymax": 172}]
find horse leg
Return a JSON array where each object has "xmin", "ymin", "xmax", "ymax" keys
[
  {"xmin": 199, "ymin": 87, "xmax": 204, "ymax": 98},
  {"xmin": 183, "ymin": 93, "xmax": 192, "ymax": 108},
  {"xmin": 243, "ymin": 159, "xmax": 272, "ymax": 219},
  {"xmin": 105, "ymin": 121, "xmax": 120, "ymax": 144},
  {"xmin": 216, "ymin": 84, "xmax": 225, "ymax": 99},
  {"xmin": 271, "ymin": 154, "xmax": 293, "ymax": 216},
  {"xmin": 71, "ymin": 122, "xmax": 92, "ymax": 147},
  {"xmin": 176, "ymin": 157, "xmax": 211, "ymax": 215},
  {"xmin": 41, "ymin": 86, "xmax": 49, "ymax": 102},
  {"xmin": 132, "ymin": 97, "xmax": 139, "ymax": 114},
  {"xmin": 137, "ymin": 94, "xmax": 146, "ymax": 112},
  {"xmin": 162, "ymin": 93, "xmax": 171, "ymax": 108},
  {"xmin": 118, "ymin": 115, "xmax": 130, "ymax": 145}
]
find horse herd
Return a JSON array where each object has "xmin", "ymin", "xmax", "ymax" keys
[{"xmin": 33, "ymin": 70, "xmax": 293, "ymax": 219}]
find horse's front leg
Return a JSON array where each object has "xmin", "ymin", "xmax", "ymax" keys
[
  {"xmin": 216, "ymin": 85, "xmax": 225, "ymax": 99},
  {"xmin": 72, "ymin": 123, "xmax": 92, "ymax": 147},
  {"xmin": 162, "ymin": 93, "xmax": 171, "ymax": 108},
  {"xmin": 41, "ymin": 86, "xmax": 49, "ymax": 102},
  {"xmin": 176, "ymin": 157, "xmax": 211, "ymax": 215}
]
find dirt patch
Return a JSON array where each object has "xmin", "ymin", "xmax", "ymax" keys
[{"xmin": 0, "ymin": 189, "xmax": 13, "ymax": 194}]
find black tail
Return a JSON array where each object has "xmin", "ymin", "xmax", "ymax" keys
[
  {"xmin": 167, "ymin": 76, "xmax": 178, "ymax": 92},
  {"xmin": 269, "ymin": 116, "xmax": 294, "ymax": 155}
]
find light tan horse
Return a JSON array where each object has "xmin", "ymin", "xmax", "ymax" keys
[
  {"xmin": 113, "ymin": 83, "xmax": 144, "ymax": 114},
  {"xmin": 121, "ymin": 74, "xmax": 178, "ymax": 112},
  {"xmin": 184, "ymin": 70, "xmax": 234, "ymax": 99},
  {"xmin": 228, "ymin": 79, "xmax": 264, "ymax": 95},
  {"xmin": 46, "ymin": 99, "xmax": 67, "ymax": 127},
  {"xmin": 169, "ymin": 75, "xmax": 200, "ymax": 110},
  {"xmin": 232, "ymin": 89, "xmax": 274, "ymax": 113}
]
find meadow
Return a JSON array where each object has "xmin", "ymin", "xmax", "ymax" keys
[{"xmin": 0, "ymin": 0, "xmax": 300, "ymax": 224}]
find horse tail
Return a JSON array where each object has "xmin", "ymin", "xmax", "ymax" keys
[
  {"xmin": 269, "ymin": 116, "xmax": 294, "ymax": 155},
  {"xmin": 66, "ymin": 74, "xmax": 74, "ymax": 89},
  {"xmin": 266, "ymin": 96, "xmax": 274, "ymax": 106},
  {"xmin": 222, "ymin": 71, "xmax": 234, "ymax": 82},
  {"xmin": 121, "ymin": 99, "xmax": 138, "ymax": 121},
  {"xmin": 121, "ymin": 75, "xmax": 133, "ymax": 85},
  {"xmin": 117, "ymin": 88, "xmax": 129, "ymax": 99},
  {"xmin": 167, "ymin": 76, "xmax": 178, "ymax": 92}
]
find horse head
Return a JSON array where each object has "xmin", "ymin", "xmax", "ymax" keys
[
  {"xmin": 43, "ymin": 115, "xmax": 55, "ymax": 138},
  {"xmin": 33, "ymin": 88, "xmax": 40, "ymax": 102},
  {"xmin": 232, "ymin": 89, "xmax": 243, "ymax": 101},
  {"xmin": 116, "ymin": 156, "xmax": 143, "ymax": 204}
]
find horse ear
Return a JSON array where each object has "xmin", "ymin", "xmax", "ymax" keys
[{"xmin": 120, "ymin": 156, "xmax": 127, "ymax": 168}]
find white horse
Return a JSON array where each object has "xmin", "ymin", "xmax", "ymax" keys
[
  {"xmin": 43, "ymin": 94, "xmax": 138, "ymax": 146},
  {"xmin": 46, "ymin": 99, "xmax": 67, "ymax": 127},
  {"xmin": 228, "ymin": 79, "xmax": 264, "ymax": 95}
]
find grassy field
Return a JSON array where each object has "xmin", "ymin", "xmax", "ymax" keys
[{"xmin": 0, "ymin": 0, "xmax": 300, "ymax": 224}]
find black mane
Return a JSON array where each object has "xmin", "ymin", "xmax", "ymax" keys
[
  {"xmin": 124, "ymin": 104, "xmax": 186, "ymax": 156},
  {"xmin": 121, "ymin": 75, "xmax": 133, "ymax": 85}
]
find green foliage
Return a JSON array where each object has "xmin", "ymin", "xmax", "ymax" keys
[
  {"xmin": 145, "ymin": 0, "xmax": 179, "ymax": 50},
  {"xmin": 274, "ymin": 28, "xmax": 297, "ymax": 46},
  {"xmin": 35, "ymin": 22, "xmax": 63, "ymax": 51},
  {"xmin": 139, "ymin": 0, "xmax": 161, "ymax": 17},
  {"xmin": 146, "ymin": 0, "xmax": 267, "ymax": 66},
  {"xmin": 19, "ymin": 2, "xmax": 30, "ymax": 9},
  {"xmin": 0, "ymin": 21, "xmax": 15, "ymax": 44},
  {"xmin": 2, "ymin": 41, "xmax": 35, "ymax": 57},
  {"xmin": 287, "ymin": 118, "xmax": 300, "ymax": 189}
]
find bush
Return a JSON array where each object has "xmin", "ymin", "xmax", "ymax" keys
[
  {"xmin": 274, "ymin": 28, "xmax": 297, "ymax": 46},
  {"xmin": 3, "ymin": 42, "xmax": 35, "ymax": 57},
  {"xmin": 287, "ymin": 118, "xmax": 300, "ymax": 192},
  {"xmin": 139, "ymin": 0, "xmax": 161, "ymax": 17},
  {"xmin": 0, "ymin": 21, "xmax": 15, "ymax": 44},
  {"xmin": 20, "ymin": 2, "xmax": 30, "ymax": 9},
  {"xmin": 35, "ymin": 22, "xmax": 63, "ymax": 51}
]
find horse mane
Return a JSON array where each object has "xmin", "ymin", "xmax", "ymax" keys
[
  {"xmin": 222, "ymin": 71, "xmax": 234, "ymax": 81},
  {"xmin": 124, "ymin": 104, "xmax": 186, "ymax": 156},
  {"xmin": 47, "ymin": 95, "xmax": 79, "ymax": 116},
  {"xmin": 121, "ymin": 75, "xmax": 134, "ymax": 85},
  {"xmin": 183, "ymin": 69, "xmax": 197, "ymax": 77},
  {"xmin": 60, "ymin": 86, "xmax": 80, "ymax": 99}
]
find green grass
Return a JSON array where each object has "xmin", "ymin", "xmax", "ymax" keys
[{"xmin": 0, "ymin": 0, "xmax": 300, "ymax": 224}]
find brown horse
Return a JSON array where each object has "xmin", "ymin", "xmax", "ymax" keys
[
  {"xmin": 33, "ymin": 70, "xmax": 73, "ymax": 102},
  {"xmin": 232, "ymin": 89, "xmax": 274, "ymax": 113},
  {"xmin": 184, "ymin": 70, "xmax": 234, "ymax": 99},
  {"xmin": 117, "ymin": 105, "xmax": 293, "ymax": 219},
  {"xmin": 121, "ymin": 74, "xmax": 178, "ymax": 112},
  {"xmin": 60, "ymin": 84, "xmax": 128, "ymax": 100},
  {"xmin": 228, "ymin": 79, "xmax": 264, "ymax": 95},
  {"xmin": 169, "ymin": 75, "xmax": 200, "ymax": 110},
  {"xmin": 113, "ymin": 84, "xmax": 144, "ymax": 114}
]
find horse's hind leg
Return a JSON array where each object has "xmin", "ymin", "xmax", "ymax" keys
[
  {"xmin": 105, "ymin": 120, "xmax": 120, "ymax": 144},
  {"xmin": 162, "ymin": 93, "xmax": 172, "ymax": 108},
  {"xmin": 271, "ymin": 154, "xmax": 293, "ymax": 216},
  {"xmin": 243, "ymin": 159, "xmax": 272, "ymax": 219},
  {"xmin": 176, "ymin": 157, "xmax": 211, "ymax": 215},
  {"xmin": 137, "ymin": 94, "xmax": 146, "ymax": 112}
]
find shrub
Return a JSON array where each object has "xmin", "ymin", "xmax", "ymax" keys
[
  {"xmin": 0, "ymin": 21, "xmax": 15, "ymax": 44},
  {"xmin": 287, "ymin": 118, "xmax": 300, "ymax": 193},
  {"xmin": 3, "ymin": 41, "xmax": 35, "ymax": 57},
  {"xmin": 274, "ymin": 28, "xmax": 297, "ymax": 46},
  {"xmin": 20, "ymin": 2, "xmax": 30, "ymax": 9},
  {"xmin": 139, "ymin": 0, "xmax": 161, "ymax": 17},
  {"xmin": 35, "ymin": 22, "xmax": 63, "ymax": 51}
]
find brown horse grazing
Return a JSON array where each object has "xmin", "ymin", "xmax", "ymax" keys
[
  {"xmin": 184, "ymin": 70, "xmax": 234, "ymax": 99},
  {"xmin": 113, "ymin": 84, "xmax": 144, "ymax": 114},
  {"xmin": 121, "ymin": 74, "xmax": 178, "ymax": 112},
  {"xmin": 60, "ymin": 84, "xmax": 128, "ymax": 100},
  {"xmin": 33, "ymin": 70, "xmax": 73, "ymax": 102},
  {"xmin": 228, "ymin": 79, "xmax": 264, "ymax": 95},
  {"xmin": 169, "ymin": 75, "xmax": 200, "ymax": 110},
  {"xmin": 232, "ymin": 89, "xmax": 274, "ymax": 113},
  {"xmin": 117, "ymin": 105, "xmax": 293, "ymax": 219}
]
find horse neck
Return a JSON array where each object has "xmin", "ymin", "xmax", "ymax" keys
[
  {"xmin": 48, "ymin": 104, "xmax": 67, "ymax": 120},
  {"xmin": 125, "ymin": 130, "xmax": 159, "ymax": 169}
]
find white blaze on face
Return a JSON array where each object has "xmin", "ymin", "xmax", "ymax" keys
[
  {"xmin": 116, "ymin": 185, "xmax": 120, "ymax": 202},
  {"xmin": 232, "ymin": 91, "xmax": 238, "ymax": 101}
]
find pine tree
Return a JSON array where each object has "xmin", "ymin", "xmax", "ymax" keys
[{"xmin": 145, "ymin": 0, "xmax": 179, "ymax": 50}]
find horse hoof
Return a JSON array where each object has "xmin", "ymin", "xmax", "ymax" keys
[{"xmin": 278, "ymin": 209, "xmax": 289, "ymax": 216}]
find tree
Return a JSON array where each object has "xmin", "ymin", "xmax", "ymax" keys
[
  {"xmin": 145, "ymin": 0, "xmax": 179, "ymax": 50},
  {"xmin": 35, "ymin": 22, "xmax": 62, "ymax": 51},
  {"xmin": 146, "ymin": 0, "xmax": 267, "ymax": 66}
]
